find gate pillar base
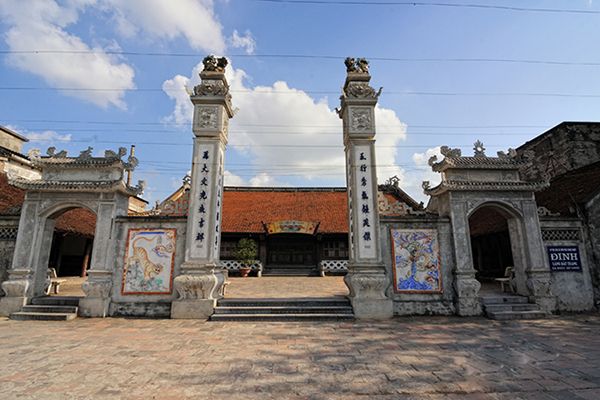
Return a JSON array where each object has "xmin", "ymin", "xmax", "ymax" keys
[
  {"xmin": 345, "ymin": 268, "xmax": 394, "ymax": 319},
  {"xmin": 350, "ymin": 298, "xmax": 393, "ymax": 319},
  {"xmin": 171, "ymin": 299, "xmax": 215, "ymax": 319},
  {"xmin": 454, "ymin": 272, "xmax": 482, "ymax": 316},
  {"xmin": 0, "ymin": 296, "xmax": 27, "ymax": 317},
  {"xmin": 0, "ymin": 269, "xmax": 32, "ymax": 316},
  {"xmin": 80, "ymin": 272, "xmax": 112, "ymax": 317},
  {"xmin": 79, "ymin": 297, "xmax": 110, "ymax": 318}
]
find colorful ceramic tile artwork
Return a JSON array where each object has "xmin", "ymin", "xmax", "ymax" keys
[
  {"xmin": 391, "ymin": 229, "xmax": 442, "ymax": 293},
  {"xmin": 122, "ymin": 229, "xmax": 176, "ymax": 295}
]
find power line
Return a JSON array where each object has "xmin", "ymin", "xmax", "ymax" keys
[
  {"xmin": 1, "ymin": 86, "xmax": 598, "ymax": 98},
  {"xmin": 251, "ymin": 0, "xmax": 600, "ymax": 14},
  {"xmin": 2, "ymin": 50, "xmax": 600, "ymax": 66},
  {"xmin": 18, "ymin": 128, "xmax": 540, "ymax": 136},
  {"xmin": 24, "ymin": 137, "xmax": 509, "ymax": 149},
  {"xmin": 0, "ymin": 118, "xmax": 550, "ymax": 129}
]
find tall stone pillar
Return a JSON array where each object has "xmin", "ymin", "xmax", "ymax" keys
[
  {"xmin": 171, "ymin": 56, "xmax": 234, "ymax": 319},
  {"xmin": 338, "ymin": 58, "xmax": 393, "ymax": 319},
  {"xmin": 448, "ymin": 203, "xmax": 482, "ymax": 316}
]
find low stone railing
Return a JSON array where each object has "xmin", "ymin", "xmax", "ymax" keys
[
  {"xmin": 319, "ymin": 260, "xmax": 349, "ymax": 276},
  {"xmin": 220, "ymin": 260, "xmax": 263, "ymax": 277}
]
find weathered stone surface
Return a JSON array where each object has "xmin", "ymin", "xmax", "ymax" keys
[
  {"xmin": 110, "ymin": 302, "xmax": 172, "ymax": 318},
  {"xmin": 393, "ymin": 300, "xmax": 455, "ymax": 316},
  {"xmin": 171, "ymin": 298, "xmax": 215, "ymax": 319},
  {"xmin": 344, "ymin": 271, "xmax": 393, "ymax": 319},
  {"xmin": 2, "ymin": 315, "xmax": 600, "ymax": 398},
  {"xmin": 453, "ymin": 274, "xmax": 482, "ymax": 316},
  {"xmin": 339, "ymin": 58, "xmax": 394, "ymax": 319}
]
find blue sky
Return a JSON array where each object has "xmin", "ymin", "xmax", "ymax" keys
[{"xmin": 1, "ymin": 0, "xmax": 599, "ymax": 205}]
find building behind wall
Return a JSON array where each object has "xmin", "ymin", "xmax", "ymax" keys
[
  {"xmin": 150, "ymin": 179, "xmax": 422, "ymax": 276},
  {"xmin": 518, "ymin": 122, "xmax": 600, "ymax": 305}
]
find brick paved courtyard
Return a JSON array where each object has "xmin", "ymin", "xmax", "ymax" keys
[{"xmin": 1, "ymin": 314, "xmax": 600, "ymax": 399}]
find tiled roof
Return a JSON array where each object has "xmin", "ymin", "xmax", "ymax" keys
[
  {"xmin": 0, "ymin": 173, "xmax": 25, "ymax": 215},
  {"xmin": 0, "ymin": 173, "xmax": 95, "ymax": 236},
  {"xmin": 432, "ymin": 156, "xmax": 525, "ymax": 172},
  {"xmin": 55, "ymin": 208, "xmax": 96, "ymax": 237},
  {"xmin": 33, "ymin": 156, "xmax": 122, "ymax": 167},
  {"xmin": 222, "ymin": 188, "xmax": 349, "ymax": 233}
]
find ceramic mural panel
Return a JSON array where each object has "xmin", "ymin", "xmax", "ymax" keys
[
  {"xmin": 391, "ymin": 229, "xmax": 442, "ymax": 293},
  {"xmin": 122, "ymin": 228, "xmax": 176, "ymax": 295}
]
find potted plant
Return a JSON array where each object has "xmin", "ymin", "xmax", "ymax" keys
[{"xmin": 235, "ymin": 238, "xmax": 258, "ymax": 278}]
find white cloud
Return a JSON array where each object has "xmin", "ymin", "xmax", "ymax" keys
[
  {"xmin": 230, "ymin": 30, "xmax": 256, "ymax": 55},
  {"xmin": 224, "ymin": 170, "xmax": 245, "ymax": 186},
  {"xmin": 0, "ymin": 0, "xmax": 233, "ymax": 109},
  {"xmin": 26, "ymin": 130, "xmax": 72, "ymax": 144},
  {"xmin": 101, "ymin": 0, "xmax": 226, "ymax": 53},
  {"xmin": 0, "ymin": 1, "xmax": 135, "ymax": 109},
  {"xmin": 249, "ymin": 172, "xmax": 277, "ymax": 187},
  {"xmin": 162, "ymin": 74, "xmax": 194, "ymax": 125},
  {"xmin": 162, "ymin": 61, "xmax": 408, "ymax": 188},
  {"xmin": 403, "ymin": 146, "xmax": 443, "ymax": 203}
]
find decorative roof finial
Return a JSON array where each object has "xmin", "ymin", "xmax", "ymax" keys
[
  {"xmin": 440, "ymin": 145, "xmax": 462, "ymax": 158},
  {"xmin": 385, "ymin": 175, "xmax": 401, "ymax": 187},
  {"xmin": 473, "ymin": 140, "xmax": 486, "ymax": 157},
  {"xmin": 344, "ymin": 57, "xmax": 370, "ymax": 74},
  {"xmin": 202, "ymin": 55, "xmax": 228, "ymax": 73}
]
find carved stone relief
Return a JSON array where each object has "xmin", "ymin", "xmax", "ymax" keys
[
  {"xmin": 344, "ymin": 82, "xmax": 382, "ymax": 99},
  {"xmin": 173, "ymin": 273, "xmax": 222, "ymax": 300},
  {"xmin": 350, "ymin": 108, "xmax": 372, "ymax": 132},
  {"xmin": 193, "ymin": 80, "xmax": 229, "ymax": 97},
  {"xmin": 197, "ymin": 106, "xmax": 219, "ymax": 129}
]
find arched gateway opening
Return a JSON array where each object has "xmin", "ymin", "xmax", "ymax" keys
[
  {"xmin": 29, "ymin": 204, "xmax": 98, "ymax": 298},
  {"xmin": 468, "ymin": 203, "xmax": 523, "ymax": 294},
  {"xmin": 46, "ymin": 207, "xmax": 96, "ymax": 296}
]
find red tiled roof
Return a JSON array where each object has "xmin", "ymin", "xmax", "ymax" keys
[
  {"xmin": 222, "ymin": 188, "xmax": 349, "ymax": 233},
  {"xmin": 55, "ymin": 208, "xmax": 96, "ymax": 237},
  {"xmin": 0, "ymin": 173, "xmax": 25, "ymax": 215}
]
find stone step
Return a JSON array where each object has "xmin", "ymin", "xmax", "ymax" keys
[
  {"xmin": 218, "ymin": 298, "xmax": 350, "ymax": 308},
  {"xmin": 210, "ymin": 313, "xmax": 354, "ymax": 322},
  {"xmin": 265, "ymin": 265, "xmax": 317, "ymax": 269},
  {"xmin": 30, "ymin": 296, "xmax": 80, "ymax": 307},
  {"xmin": 214, "ymin": 306, "xmax": 354, "ymax": 315},
  {"xmin": 486, "ymin": 310, "xmax": 547, "ymax": 321},
  {"xmin": 22, "ymin": 305, "xmax": 78, "ymax": 314},
  {"xmin": 484, "ymin": 303, "xmax": 541, "ymax": 313},
  {"xmin": 10, "ymin": 312, "xmax": 77, "ymax": 321},
  {"xmin": 480, "ymin": 295, "xmax": 529, "ymax": 306},
  {"xmin": 262, "ymin": 270, "xmax": 319, "ymax": 277}
]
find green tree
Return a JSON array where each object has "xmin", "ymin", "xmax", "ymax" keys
[{"xmin": 235, "ymin": 238, "xmax": 258, "ymax": 267}]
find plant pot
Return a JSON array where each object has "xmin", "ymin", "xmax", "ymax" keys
[{"xmin": 240, "ymin": 267, "xmax": 251, "ymax": 278}]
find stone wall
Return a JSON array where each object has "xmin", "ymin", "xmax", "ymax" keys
[
  {"xmin": 0, "ymin": 217, "xmax": 19, "ymax": 296},
  {"xmin": 109, "ymin": 216, "xmax": 187, "ymax": 317},
  {"xmin": 380, "ymin": 216, "xmax": 456, "ymax": 315},
  {"xmin": 540, "ymin": 218, "xmax": 595, "ymax": 311},
  {"xmin": 584, "ymin": 193, "xmax": 600, "ymax": 306},
  {"xmin": 519, "ymin": 122, "xmax": 600, "ymax": 181},
  {"xmin": 0, "ymin": 135, "xmax": 25, "ymax": 154}
]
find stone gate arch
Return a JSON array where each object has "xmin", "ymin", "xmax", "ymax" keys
[
  {"xmin": 423, "ymin": 143, "xmax": 557, "ymax": 315},
  {"xmin": 0, "ymin": 147, "xmax": 144, "ymax": 317},
  {"xmin": 466, "ymin": 200, "xmax": 530, "ymax": 295}
]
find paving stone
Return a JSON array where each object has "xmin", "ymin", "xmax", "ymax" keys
[{"xmin": 1, "ymin": 314, "xmax": 600, "ymax": 399}]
